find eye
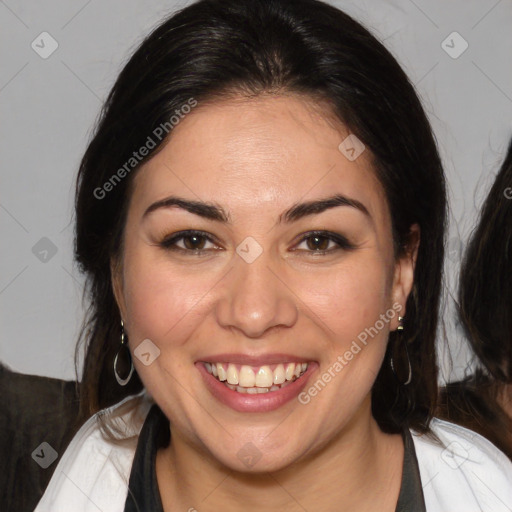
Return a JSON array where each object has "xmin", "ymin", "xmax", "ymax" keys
[
  {"xmin": 159, "ymin": 230, "xmax": 220, "ymax": 254},
  {"xmin": 294, "ymin": 231, "xmax": 355, "ymax": 255},
  {"xmin": 158, "ymin": 229, "xmax": 354, "ymax": 256}
]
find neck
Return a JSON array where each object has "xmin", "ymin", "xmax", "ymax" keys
[
  {"xmin": 498, "ymin": 382, "xmax": 512, "ymax": 418},
  {"xmin": 156, "ymin": 401, "xmax": 404, "ymax": 512}
]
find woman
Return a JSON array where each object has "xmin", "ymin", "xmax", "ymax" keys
[
  {"xmin": 438, "ymin": 137, "xmax": 512, "ymax": 459},
  {"xmin": 34, "ymin": 0, "xmax": 512, "ymax": 511}
]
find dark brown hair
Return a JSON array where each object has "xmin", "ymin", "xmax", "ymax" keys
[
  {"xmin": 458, "ymin": 138, "xmax": 512, "ymax": 383},
  {"xmin": 438, "ymin": 137, "xmax": 512, "ymax": 458},
  {"xmin": 73, "ymin": 0, "xmax": 446, "ymax": 435}
]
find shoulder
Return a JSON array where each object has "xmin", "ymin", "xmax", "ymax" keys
[
  {"xmin": 0, "ymin": 362, "xmax": 80, "ymax": 512},
  {"xmin": 34, "ymin": 390, "xmax": 154, "ymax": 512},
  {"xmin": 411, "ymin": 417, "xmax": 512, "ymax": 512}
]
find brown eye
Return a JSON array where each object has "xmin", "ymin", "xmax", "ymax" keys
[
  {"xmin": 159, "ymin": 230, "xmax": 219, "ymax": 254},
  {"xmin": 182, "ymin": 234, "xmax": 207, "ymax": 250},
  {"xmin": 294, "ymin": 231, "xmax": 355, "ymax": 254},
  {"xmin": 305, "ymin": 235, "xmax": 331, "ymax": 251}
]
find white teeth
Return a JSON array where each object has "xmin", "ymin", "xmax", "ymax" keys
[
  {"xmin": 255, "ymin": 366, "xmax": 273, "ymax": 387},
  {"xmin": 238, "ymin": 365, "xmax": 256, "ymax": 387},
  {"xmin": 204, "ymin": 361, "xmax": 310, "ymax": 393},
  {"xmin": 226, "ymin": 363, "xmax": 239, "ymax": 385},
  {"xmin": 285, "ymin": 363, "xmax": 295, "ymax": 381},
  {"xmin": 273, "ymin": 364, "xmax": 286, "ymax": 385},
  {"xmin": 217, "ymin": 363, "xmax": 226, "ymax": 381}
]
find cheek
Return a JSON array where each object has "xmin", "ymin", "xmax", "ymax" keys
[
  {"xmin": 121, "ymin": 249, "xmax": 209, "ymax": 347},
  {"xmin": 301, "ymin": 258, "xmax": 392, "ymax": 339},
  {"xmin": 294, "ymin": 259, "xmax": 394, "ymax": 428}
]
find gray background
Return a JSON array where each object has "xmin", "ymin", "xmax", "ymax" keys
[{"xmin": 1, "ymin": 0, "xmax": 511, "ymax": 382}]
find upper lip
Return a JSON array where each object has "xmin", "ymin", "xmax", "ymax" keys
[{"xmin": 197, "ymin": 353, "xmax": 314, "ymax": 366}]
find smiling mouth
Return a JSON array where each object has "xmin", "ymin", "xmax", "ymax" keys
[{"xmin": 203, "ymin": 361, "xmax": 309, "ymax": 394}]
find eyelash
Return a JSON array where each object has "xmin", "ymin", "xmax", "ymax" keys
[{"xmin": 158, "ymin": 230, "xmax": 355, "ymax": 256}]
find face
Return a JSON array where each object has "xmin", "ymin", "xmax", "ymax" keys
[{"xmin": 112, "ymin": 94, "xmax": 417, "ymax": 472}]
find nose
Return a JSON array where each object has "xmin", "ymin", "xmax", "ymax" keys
[{"xmin": 215, "ymin": 250, "xmax": 299, "ymax": 339}]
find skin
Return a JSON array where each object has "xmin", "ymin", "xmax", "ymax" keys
[
  {"xmin": 498, "ymin": 383, "xmax": 512, "ymax": 418},
  {"xmin": 112, "ymin": 93, "xmax": 420, "ymax": 512}
]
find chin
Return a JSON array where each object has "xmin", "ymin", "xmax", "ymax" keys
[{"xmin": 202, "ymin": 433, "xmax": 307, "ymax": 474}]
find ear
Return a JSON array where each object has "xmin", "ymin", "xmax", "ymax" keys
[
  {"xmin": 390, "ymin": 223, "xmax": 420, "ymax": 330},
  {"xmin": 110, "ymin": 256, "xmax": 127, "ymax": 322}
]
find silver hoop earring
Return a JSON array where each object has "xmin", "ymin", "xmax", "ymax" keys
[
  {"xmin": 114, "ymin": 320, "xmax": 134, "ymax": 386},
  {"xmin": 390, "ymin": 316, "xmax": 412, "ymax": 386}
]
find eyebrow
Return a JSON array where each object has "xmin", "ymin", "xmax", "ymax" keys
[{"xmin": 143, "ymin": 194, "xmax": 371, "ymax": 224}]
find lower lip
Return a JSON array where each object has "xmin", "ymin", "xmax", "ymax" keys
[{"xmin": 196, "ymin": 362, "xmax": 318, "ymax": 413}]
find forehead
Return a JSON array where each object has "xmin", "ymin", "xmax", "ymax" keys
[{"xmin": 130, "ymin": 94, "xmax": 389, "ymax": 228}]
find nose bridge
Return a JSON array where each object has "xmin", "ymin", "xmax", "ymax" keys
[{"xmin": 216, "ymin": 245, "xmax": 298, "ymax": 338}]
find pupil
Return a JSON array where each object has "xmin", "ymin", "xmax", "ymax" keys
[
  {"xmin": 309, "ymin": 236, "xmax": 328, "ymax": 251},
  {"xmin": 185, "ymin": 235, "xmax": 204, "ymax": 250}
]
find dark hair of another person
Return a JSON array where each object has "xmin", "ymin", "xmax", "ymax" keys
[
  {"xmin": 438, "ymin": 138, "xmax": 512, "ymax": 459},
  {"xmin": 73, "ymin": 0, "xmax": 447, "ymax": 437}
]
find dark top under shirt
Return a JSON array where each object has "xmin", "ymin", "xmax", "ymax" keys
[{"xmin": 124, "ymin": 404, "xmax": 426, "ymax": 512}]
